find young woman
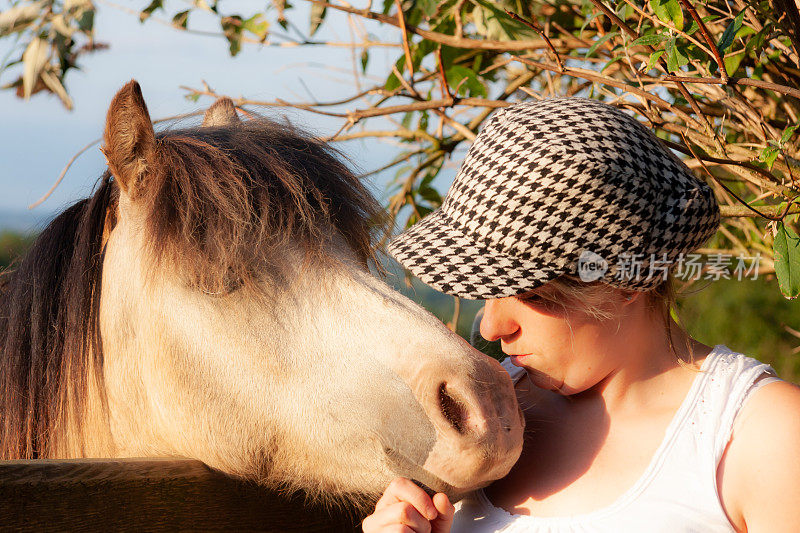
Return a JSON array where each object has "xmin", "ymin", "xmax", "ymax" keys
[{"xmin": 362, "ymin": 98, "xmax": 800, "ymax": 532}]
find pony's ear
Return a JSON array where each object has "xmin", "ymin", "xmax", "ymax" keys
[
  {"xmin": 101, "ymin": 80, "xmax": 156, "ymax": 197},
  {"xmin": 202, "ymin": 97, "xmax": 241, "ymax": 127}
]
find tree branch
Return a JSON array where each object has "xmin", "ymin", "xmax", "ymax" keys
[
  {"xmin": 308, "ymin": 0, "xmax": 578, "ymax": 51},
  {"xmin": 677, "ymin": 0, "xmax": 729, "ymax": 83},
  {"xmin": 662, "ymin": 75, "xmax": 800, "ymax": 100}
]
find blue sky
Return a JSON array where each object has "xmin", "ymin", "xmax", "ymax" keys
[{"xmin": 0, "ymin": 1, "xmax": 436, "ymax": 231}]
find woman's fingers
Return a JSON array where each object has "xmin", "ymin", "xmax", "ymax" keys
[
  {"xmin": 375, "ymin": 478, "xmax": 438, "ymax": 521},
  {"xmin": 431, "ymin": 493, "xmax": 455, "ymax": 533},
  {"xmin": 362, "ymin": 501, "xmax": 432, "ymax": 533},
  {"xmin": 362, "ymin": 479, "xmax": 457, "ymax": 533}
]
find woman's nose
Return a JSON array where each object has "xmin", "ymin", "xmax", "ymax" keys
[{"xmin": 479, "ymin": 298, "xmax": 518, "ymax": 342}]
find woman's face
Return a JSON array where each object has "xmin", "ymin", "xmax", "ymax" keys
[{"xmin": 479, "ymin": 291, "xmax": 631, "ymax": 395}]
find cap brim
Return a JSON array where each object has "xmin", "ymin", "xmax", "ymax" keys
[{"xmin": 388, "ymin": 210, "xmax": 563, "ymax": 299}]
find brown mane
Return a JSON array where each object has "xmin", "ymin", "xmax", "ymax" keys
[
  {"xmin": 145, "ymin": 121, "xmax": 383, "ymax": 292},
  {"xmin": 0, "ymin": 176, "xmax": 115, "ymax": 458},
  {"xmin": 0, "ymin": 117, "xmax": 383, "ymax": 458}
]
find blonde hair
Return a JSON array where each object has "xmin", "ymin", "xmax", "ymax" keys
[{"xmin": 518, "ymin": 274, "xmax": 691, "ymax": 363}]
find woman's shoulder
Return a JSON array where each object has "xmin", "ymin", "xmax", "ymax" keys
[
  {"xmin": 724, "ymin": 348, "xmax": 800, "ymax": 448},
  {"xmin": 719, "ymin": 342, "xmax": 800, "ymax": 451},
  {"xmin": 717, "ymin": 370, "xmax": 800, "ymax": 530}
]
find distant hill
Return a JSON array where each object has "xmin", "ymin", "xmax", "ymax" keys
[{"xmin": 0, "ymin": 209, "xmax": 55, "ymax": 233}]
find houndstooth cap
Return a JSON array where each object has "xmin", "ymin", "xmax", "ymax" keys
[{"xmin": 388, "ymin": 97, "xmax": 720, "ymax": 299}]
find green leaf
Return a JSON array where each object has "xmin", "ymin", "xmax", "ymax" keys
[
  {"xmin": 76, "ymin": 7, "xmax": 95, "ymax": 33},
  {"xmin": 683, "ymin": 15, "xmax": 717, "ymax": 36},
  {"xmin": 616, "ymin": 1, "xmax": 634, "ymax": 19},
  {"xmin": 418, "ymin": 0, "xmax": 439, "ymax": 17},
  {"xmin": 446, "ymin": 65, "xmax": 487, "ymax": 98},
  {"xmin": 723, "ymin": 50, "xmax": 745, "ymax": 75},
  {"xmin": 773, "ymin": 221, "xmax": 800, "ymax": 298},
  {"xmin": 401, "ymin": 111, "xmax": 414, "ymax": 130},
  {"xmin": 418, "ymin": 182, "xmax": 442, "ymax": 206},
  {"xmin": 631, "ymin": 33, "xmax": 670, "ymax": 47},
  {"xmin": 309, "ymin": 3, "xmax": 326, "ymax": 37},
  {"xmin": 385, "ymin": 71, "xmax": 401, "ymax": 92},
  {"xmin": 471, "ymin": 0, "xmax": 530, "ymax": 40},
  {"xmin": 579, "ymin": 11, "xmax": 600, "ymax": 35},
  {"xmin": 419, "ymin": 171, "xmax": 435, "ymax": 189},
  {"xmin": 759, "ymin": 144, "xmax": 780, "ymax": 169},
  {"xmin": 172, "ymin": 10, "xmax": 190, "ymax": 29},
  {"xmin": 242, "ymin": 14, "xmax": 268, "ymax": 40},
  {"xmin": 410, "ymin": 39, "xmax": 437, "ymax": 71},
  {"xmin": 745, "ymin": 26, "xmax": 769, "ymax": 57},
  {"xmin": 139, "ymin": 0, "xmax": 163, "ymax": 22},
  {"xmin": 384, "ymin": 55, "xmax": 407, "ymax": 91},
  {"xmin": 717, "ymin": 10, "xmax": 745, "ymax": 54},
  {"xmin": 649, "ymin": 0, "xmax": 683, "ymax": 30},
  {"xmin": 418, "ymin": 110, "xmax": 428, "ymax": 131},
  {"xmin": 416, "ymin": 205, "xmax": 434, "ymax": 218},
  {"xmin": 601, "ymin": 55, "xmax": 624, "ymax": 72},
  {"xmin": 360, "ymin": 49, "xmax": 369, "ymax": 73},
  {"xmin": 220, "ymin": 16, "xmax": 243, "ymax": 56},
  {"xmin": 585, "ymin": 31, "xmax": 619, "ymax": 57},
  {"xmin": 683, "ymin": 43, "xmax": 706, "ymax": 61},
  {"xmin": 781, "ymin": 124, "xmax": 799, "ymax": 145},
  {"xmin": 665, "ymin": 37, "xmax": 677, "ymax": 71},
  {"xmin": 647, "ymin": 50, "xmax": 665, "ymax": 70},
  {"xmin": 665, "ymin": 37, "xmax": 689, "ymax": 71}
]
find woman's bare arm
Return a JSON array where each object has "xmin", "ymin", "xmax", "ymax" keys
[{"xmin": 719, "ymin": 380, "xmax": 800, "ymax": 532}]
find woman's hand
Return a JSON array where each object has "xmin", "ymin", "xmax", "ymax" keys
[{"xmin": 362, "ymin": 477, "xmax": 455, "ymax": 533}]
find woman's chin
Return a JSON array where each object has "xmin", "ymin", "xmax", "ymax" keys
[{"xmin": 521, "ymin": 369, "xmax": 568, "ymax": 395}]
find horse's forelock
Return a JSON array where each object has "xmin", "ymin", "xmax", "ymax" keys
[
  {"xmin": 0, "ymin": 118, "xmax": 384, "ymax": 458},
  {"xmin": 138, "ymin": 120, "xmax": 384, "ymax": 293}
]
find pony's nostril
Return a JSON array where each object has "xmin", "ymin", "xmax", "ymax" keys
[{"xmin": 438, "ymin": 382, "xmax": 467, "ymax": 434}]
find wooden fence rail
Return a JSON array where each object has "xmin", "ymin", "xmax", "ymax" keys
[{"xmin": 0, "ymin": 458, "xmax": 362, "ymax": 532}]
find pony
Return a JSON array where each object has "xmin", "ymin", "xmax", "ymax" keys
[{"xmin": 0, "ymin": 81, "xmax": 523, "ymax": 507}]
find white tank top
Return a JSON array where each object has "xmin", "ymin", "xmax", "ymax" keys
[{"xmin": 452, "ymin": 345, "xmax": 780, "ymax": 532}]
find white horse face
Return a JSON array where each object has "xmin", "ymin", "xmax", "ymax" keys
[{"xmin": 97, "ymin": 81, "xmax": 524, "ymax": 503}]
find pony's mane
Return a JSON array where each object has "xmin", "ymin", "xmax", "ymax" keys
[
  {"xmin": 145, "ymin": 120, "xmax": 383, "ymax": 292},
  {"xmin": 0, "ymin": 176, "xmax": 115, "ymax": 458},
  {"xmin": 0, "ymin": 118, "xmax": 383, "ymax": 457}
]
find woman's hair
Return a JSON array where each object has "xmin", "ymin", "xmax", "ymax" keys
[{"xmin": 518, "ymin": 273, "xmax": 692, "ymax": 363}]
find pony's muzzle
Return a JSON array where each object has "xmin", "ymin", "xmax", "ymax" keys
[{"xmin": 415, "ymin": 356, "xmax": 525, "ymax": 492}]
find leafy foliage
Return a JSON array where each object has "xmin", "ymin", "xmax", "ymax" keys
[
  {"xmin": 774, "ymin": 220, "xmax": 800, "ymax": 298},
  {"xmin": 0, "ymin": 0, "xmax": 100, "ymax": 109},
  {"xmin": 2, "ymin": 0, "xmax": 800, "ymax": 309},
  {"xmin": 678, "ymin": 276, "xmax": 800, "ymax": 383}
]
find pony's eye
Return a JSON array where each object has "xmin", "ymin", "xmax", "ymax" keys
[
  {"xmin": 198, "ymin": 271, "xmax": 243, "ymax": 297},
  {"xmin": 222, "ymin": 274, "xmax": 243, "ymax": 294}
]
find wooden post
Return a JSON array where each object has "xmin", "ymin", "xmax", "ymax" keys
[{"xmin": 0, "ymin": 458, "xmax": 362, "ymax": 532}]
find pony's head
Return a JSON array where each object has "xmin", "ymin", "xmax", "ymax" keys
[{"xmin": 1, "ymin": 80, "xmax": 524, "ymax": 505}]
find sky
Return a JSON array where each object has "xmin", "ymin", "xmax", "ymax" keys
[{"xmin": 0, "ymin": 1, "xmax": 430, "ymax": 231}]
